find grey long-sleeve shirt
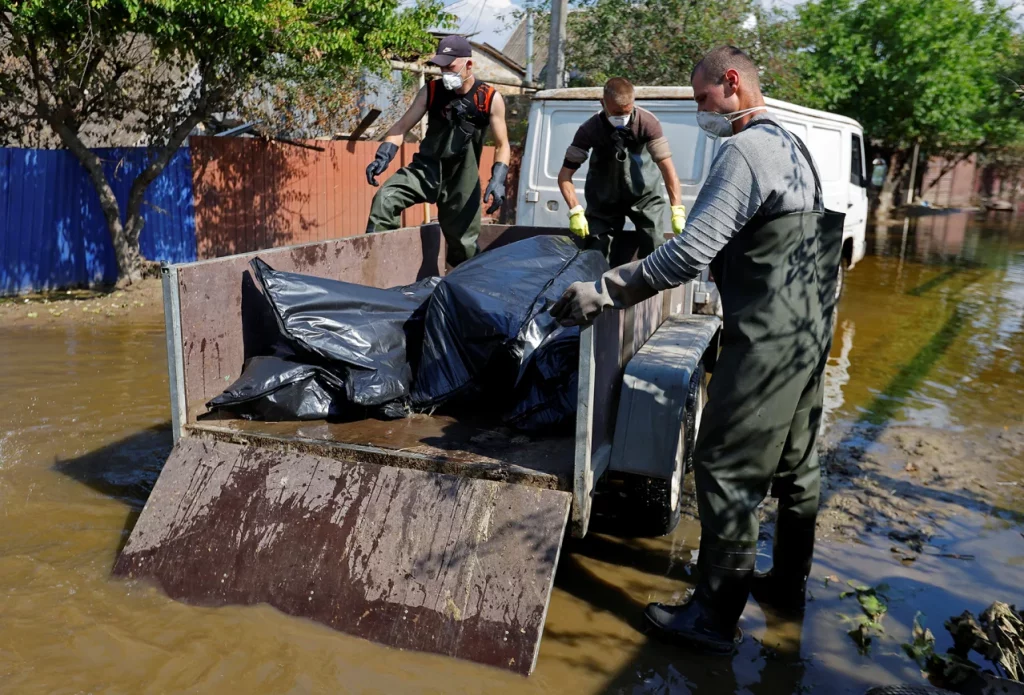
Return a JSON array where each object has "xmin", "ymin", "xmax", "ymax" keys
[{"xmin": 640, "ymin": 113, "xmax": 818, "ymax": 291}]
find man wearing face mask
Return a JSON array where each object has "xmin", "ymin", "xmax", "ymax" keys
[
  {"xmin": 557, "ymin": 77, "xmax": 685, "ymax": 266},
  {"xmin": 364, "ymin": 35, "xmax": 511, "ymax": 267},
  {"xmin": 550, "ymin": 46, "xmax": 843, "ymax": 653}
]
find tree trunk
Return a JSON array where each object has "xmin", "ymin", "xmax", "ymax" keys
[
  {"xmin": 875, "ymin": 151, "xmax": 908, "ymax": 222},
  {"xmin": 50, "ymin": 121, "xmax": 146, "ymax": 285},
  {"xmin": 50, "ymin": 87, "xmax": 216, "ymax": 288},
  {"xmin": 117, "ymin": 87, "xmax": 217, "ymax": 287}
]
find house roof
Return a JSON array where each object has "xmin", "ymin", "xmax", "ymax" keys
[
  {"xmin": 502, "ymin": 19, "xmax": 548, "ymax": 75},
  {"xmin": 475, "ymin": 42, "xmax": 525, "ymax": 75}
]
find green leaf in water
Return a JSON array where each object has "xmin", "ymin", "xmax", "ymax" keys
[
  {"xmin": 858, "ymin": 592, "xmax": 888, "ymax": 622},
  {"xmin": 902, "ymin": 612, "xmax": 937, "ymax": 671},
  {"xmin": 849, "ymin": 623, "xmax": 874, "ymax": 655}
]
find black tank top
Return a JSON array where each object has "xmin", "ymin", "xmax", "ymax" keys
[
  {"xmin": 426, "ymin": 79, "xmax": 496, "ymax": 129},
  {"xmin": 421, "ymin": 79, "xmax": 496, "ymax": 161}
]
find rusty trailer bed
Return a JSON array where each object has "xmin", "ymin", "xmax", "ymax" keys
[
  {"xmin": 189, "ymin": 412, "xmax": 576, "ymax": 490},
  {"xmin": 115, "ymin": 224, "xmax": 688, "ymax": 675}
]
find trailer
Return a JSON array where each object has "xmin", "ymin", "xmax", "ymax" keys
[{"xmin": 113, "ymin": 224, "xmax": 720, "ymax": 675}]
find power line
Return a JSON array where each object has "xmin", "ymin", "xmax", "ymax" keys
[{"xmin": 471, "ymin": 0, "xmax": 489, "ymax": 34}]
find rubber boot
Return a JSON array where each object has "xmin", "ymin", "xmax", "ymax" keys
[
  {"xmin": 644, "ymin": 542, "xmax": 756, "ymax": 654},
  {"xmin": 751, "ymin": 514, "xmax": 816, "ymax": 614}
]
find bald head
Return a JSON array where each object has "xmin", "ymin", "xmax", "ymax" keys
[{"xmin": 691, "ymin": 46, "xmax": 761, "ymax": 93}]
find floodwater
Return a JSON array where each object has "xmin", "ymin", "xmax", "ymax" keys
[{"xmin": 1, "ymin": 211, "xmax": 1022, "ymax": 694}]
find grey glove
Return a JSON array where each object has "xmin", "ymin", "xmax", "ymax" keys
[
  {"xmin": 366, "ymin": 142, "xmax": 399, "ymax": 187},
  {"xmin": 483, "ymin": 162, "xmax": 509, "ymax": 214},
  {"xmin": 549, "ymin": 260, "xmax": 658, "ymax": 326}
]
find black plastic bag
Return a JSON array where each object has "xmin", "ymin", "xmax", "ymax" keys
[
  {"xmin": 250, "ymin": 258, "xmax": 439, "ymax": 408},
  {"xmin": 504, "ymin": 325, "xmax": 581, "ymax": 431},
  {"xmin": 206, "ymin": 356, "xmax": 347, "ymax": 421},
  {"xmin": 411, "ymin": 235, "xmax": 608, "ymax": 410}
]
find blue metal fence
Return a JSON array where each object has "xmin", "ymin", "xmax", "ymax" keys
[{"xmin": 0, "ymin": 147, "xmax": 197, "ymax": 295}]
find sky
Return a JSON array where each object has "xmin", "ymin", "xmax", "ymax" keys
[{"xmin": 449, "ymin": 0, "xmax": 521, "ymax": 49}]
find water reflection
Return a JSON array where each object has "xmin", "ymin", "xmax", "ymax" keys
[
  {"xmin": 823, "ymin": 318, "xmax": 855, "ymax": 431},
  {"xmin": 828, "ymin": 211, "xmax": 1024, "ymax": 431}
]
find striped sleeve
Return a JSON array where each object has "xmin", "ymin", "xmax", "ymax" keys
[{"xmin": 640, "ymin": 142, "xmax": 763, "ymax": 289}]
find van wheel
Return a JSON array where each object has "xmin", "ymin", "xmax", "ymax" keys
[
  {"xmin": 835, "ymin": 260, "xmax": 847, "ymax": 303},
  {"xmin": 618, "ymin": 364, "xmax": 706, "ymax": 537}
]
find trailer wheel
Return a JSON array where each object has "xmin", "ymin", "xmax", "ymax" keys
[{"xmin": 619, "ymin": 363, "xmax": 706, "ymax": 537}]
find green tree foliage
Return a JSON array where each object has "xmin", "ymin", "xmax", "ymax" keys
[
  {"xmin": 0, "ymin": 0, "xmax": 451, "ymax": 284},
  {"xmin": 555, "ymin": 0, "xmax": 795, "ymax": 91},
  {"xmin": 528, "ymin": 0, "xmax": 1023, "ymax": 216},
  {"xmin": 783, "ymin": 0, "xmax": 1022, "ymax": 215}
]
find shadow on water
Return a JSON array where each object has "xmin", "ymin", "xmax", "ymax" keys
[
  {"xmin": 856, "ymin": 305, "xmax": 966, "ymax": 428},
  {"xmin": 550, "ymin": 521, "xmax": 815, "ymax": 695},
  {"xmin": 52, "ymin": 423, "xmax": 172, "ymax": 553},
  {"xmin": 561, "ymin": 211, "xmax": 1024, "ymax": 694}
]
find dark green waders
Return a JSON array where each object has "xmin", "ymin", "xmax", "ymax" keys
[
  {"xmin": 645, "ymin": 124, "xmax": 844, "ymax": 652},
  {"xmin": 367, "ymin": 81, "xmax": 494, "ymax": 267},
  {"xmin": 584, "ymin": 135, "xmax": 669, "ymax": 266},
  {"xmin": 367, "ymin": 151, "xmax": 482, "ymax": 266}
]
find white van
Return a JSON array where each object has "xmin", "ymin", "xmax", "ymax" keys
[{"xmin": 515, "ymin": 87, "xmax": 868, "ymax": 285}]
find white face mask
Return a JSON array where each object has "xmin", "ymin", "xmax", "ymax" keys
[
  {"xmin": 696, "ymin": 106, "xmax": 766, "ymax": 138},
  {"xmin": 605, "ymin": 110, "xmax": 632, "ymax": 129},
  {"xmin": 441, "ymin": 65, "xmax": 466, "ymax": 91}
]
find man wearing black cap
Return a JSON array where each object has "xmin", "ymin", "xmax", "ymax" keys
[{"xmin": 365, "ymin": 35, "xmax": 511, "ymax": 266}]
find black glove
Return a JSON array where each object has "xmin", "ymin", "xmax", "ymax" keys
[
  {"xmin": 483, "ymin": 161, "xmax": 509, "ymax": 215},
  {"xmin": 549, "ymin": 260, "xmax": 658, "ymax": 326},
  {"xmin": 366, "ymin": 142, "xmax": 399, "ymax": 187}
]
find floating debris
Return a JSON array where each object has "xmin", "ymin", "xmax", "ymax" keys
[
  {"xmin": 849, "ymin": 622, "xmax": 874, "ymax": 654},
  {"xmin": 891, "ymin": 546, "xmax": 918, "ymax": 564},
  {"xmin": 889, "ymin": 529, "xmax": 930, "ymax": 553},
  {"xmin": 839, "ymin": 581, "xmax": 890, "ymax": 655},
  {"xmin": 901, "ymin": 602, "xmax": 1023, "ymax": 688},
  {"xmin": 976, "ymin": 602, "xmax": 1023, "ymax": 681}
]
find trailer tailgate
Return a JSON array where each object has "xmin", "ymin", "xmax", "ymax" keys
[{"xmin": 114, "ymin": 437, "xmax": 570, "ymax": 675}]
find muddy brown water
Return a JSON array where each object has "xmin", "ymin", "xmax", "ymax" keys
[{"xmin": 1, "ymin": 211, "xmax": 1022, "ymax": 694}]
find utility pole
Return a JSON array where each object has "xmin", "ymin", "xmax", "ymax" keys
[
  {"xmin": 417, "ymin": 67, "xmax": 426, "ymax": 141},
  {"xmin": 906, "ymin": 141, "xmax": 920, "ymax": 206},
  {"xmin": 545, "ymin": 0, "xmax": 568, "ymax": 89},
  {"xmin": 525, "ymin": 10, "xmax": 534, "ymax": 85}
]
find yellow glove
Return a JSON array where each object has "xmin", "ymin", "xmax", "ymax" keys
[
  {"xmin": 568, "ymin": 205, "xmax": 589, "ymax": 238},
  {"xmin": 671, "ymin": 205, "xmax": 687, "ymax": 234}
]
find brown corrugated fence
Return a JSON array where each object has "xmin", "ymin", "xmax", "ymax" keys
[{"xmin": 190, "ymin": 136, "xmax": 506, "ymax": 259}]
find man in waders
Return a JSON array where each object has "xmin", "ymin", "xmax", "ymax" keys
[
  {"xmin": 550, "ymin": 46, "xmax": 844, "ymax": 653},
  {"xmin": 558, "ymin": 77, "xmax": 687, "ymax": 265},
  {"xmin": 364, "ymin": 35, "xmax": 511, "ymax": 267}
]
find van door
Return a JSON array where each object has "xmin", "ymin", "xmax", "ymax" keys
[
  {"xmin": 846, "ymin": 131, "xmax": 868, "ymax": 264},
  {"xmin": 654, "ymin": 101, "xmax": 713, "ymax": 228},
  {"xmin": 517, "ymin": 101, "xmax": 600, "ymax": 228},
  {"xmin": 807, "ymin": 123, "xmax": 847, "ymax": 214},
  {"xmin": 775, "ymin": 117, "xmax": 846, "ymax": 213}
]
